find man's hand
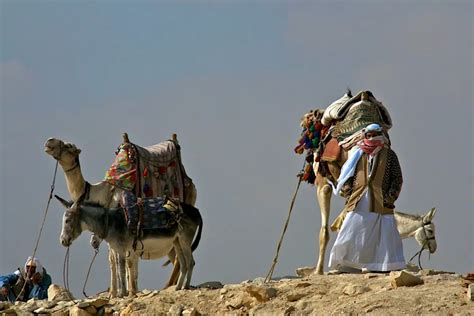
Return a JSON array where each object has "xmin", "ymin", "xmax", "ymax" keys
[
  {"xmin": 1, "ymin": 286, "xmax": 9, "ymax": 296},
  {"xmin": 30, "ymin": 272, "xmax": 42, "ymax": 284}
]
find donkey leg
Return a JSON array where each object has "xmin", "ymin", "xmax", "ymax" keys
[
  {"xmin": 173, "ymin": 240, "xmax": 187, "ymax": 290},
  {"xmin": 116, "ymin": 253, "xmax": 127, "ymax": 298},
  {"xmin": 165, "ymin": 249, "xmax": 181, "ymax": 288},
  {"xmin": 126, "ymin": 253, "xmax": 138, "ymax": 297},
  {"xmin": 179, "ymin": 238, "xmax": 195, "ymax": 289},
  {"xmin": 108, "ymin": 247, "xmax": 118, "ymax": 298},
  {"xmin": 315, "ymin": 182, "xmax": 332, "ymax": 275}
]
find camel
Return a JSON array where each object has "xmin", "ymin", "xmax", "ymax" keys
[
  {"xmin": 56, "ymin": 196, "xmax": 203, "ymax": 292},
  {"xmin": 44, "ymin": 137, "xmax": 197, "ymax": 296},
  {"xmin": 300, "ymin": 91, "xmax": 438, "ymax": 275}
]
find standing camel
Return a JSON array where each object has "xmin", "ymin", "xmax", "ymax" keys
[
  {"xmin": 299, "ymin": 91, "xmax": 437, "ymax": 274},
  {"xmin": 44, "ymin": 137, "xmax": 197, "ymax": 296}
]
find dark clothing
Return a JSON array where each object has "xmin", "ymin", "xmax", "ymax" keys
[{"xmin": 0, "ymin": 268, "xmax": 52, "ymax": 302}]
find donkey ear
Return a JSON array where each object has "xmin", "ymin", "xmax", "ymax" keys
[
  {"xmin": 55, "ymin": 195, "xmax": 73, "ymax": 208},
  {"xmin": 423, "ymin": 207, "xmax": 437, "ymax": 221}
]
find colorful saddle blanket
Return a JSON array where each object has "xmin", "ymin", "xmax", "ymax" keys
[
  {"xmin": 120, "ymin": 191, "xmax": 179, "ymax": 231},
  {"xmin": 105, "ymin": 139, "xmax": 192, "ymax": 201}
]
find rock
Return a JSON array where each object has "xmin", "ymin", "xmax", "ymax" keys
[
  {"xmin": 168, "ymin": 303, "xmax": 184, "ymax": 315},
  {"xmin": 48, "ymin": 284, "xmax": 74, "ymax": 301},
  {"xmin": 251, "ymin": 277, "xmax": 266, "ymax": 286},
  {"xmin": 142, "ymin": 289, "xmax": 151, "ymax": 295},
  {"xmin": 219, "ymin": 288, "xmax": 228, "ymax": 294},
  {"xmin": 196, "ymin": 281, "xmax": 223, "ymax": 289},
  {"xmin": 245, "ymin": 285, "xmax": 277, "ymax": 302},
  {"xmin": 84, "ymin": 298, "xmax": 109, "ymax": 308},
  {"xmin": 225, "ymin": 293, "xmax": 254, "ymax": 309},
  {"xmin": 296, "ymin": 266, "xmax": 315, "ymax": 277},
  {"xmin": 342, "ymin": 284, "xmax": 371, "ymax": 296},
  {"xmin": 69, "ymin": 306, "xmax": 93, "ymax": 316},
  {"xmin": 295, "ymin": 282, "xmax": 312, "ymax": 288},
  {"xmin": 284, "ymin": 306, "xmax": 296, "ymax": 315},
  {"xmin": 51, "ymin": 309, "xmax": 69, "ymax": 316},
  {"xmin": 77, "ymin": 302, "xmax": 91, "ymax": 309},
  {"xmin": 404, "ymin": 263, "xmax": 420, "ymax": 273},
  {"xmin": 467, "ymin": 284, "xmax": 474, "ymax": 302},
  {"xmin": 0, "ymin": 302, "xmax": 11, "ymax": 311},
  {"xmin": 120, "ymin": 301, "xmax": 146, "ymax": 315},
  {"xmin": 34, "ymin": 306, "xmax": 48, "ymax": 313},
  {"xmin": 182, "ymin": 307, "xmax": 199, "ymax": 316},
  {"xmin": 390, "ymin": 271, "xmax": 424, "ymax": 288},
  {"xmin": 20, "ymin": 300, "xmax": 40, "ymax": 312},
  {"xmin": 419, "ymin": 269, "xmax": 455, "ymax": 276},
  {"xmin": 286, "ymin": 292, "xmax": 306, "ymax": 302}
]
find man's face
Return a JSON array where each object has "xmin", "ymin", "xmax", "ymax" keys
[
  {"xmin": 26, "ymin": 265, "xmax": 36, "ymax": 278},
  {"xmin": 365, "ymin": 131, "xmax": 381, "ymax": 139}
]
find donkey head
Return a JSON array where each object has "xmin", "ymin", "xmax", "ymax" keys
[
  {"xmin": 55, "ymin": 195, "xmax": 82, "ymax": 247},
  {"xmin": 414, "ymin": 208, "xmax": 437, "ymax": 253}
]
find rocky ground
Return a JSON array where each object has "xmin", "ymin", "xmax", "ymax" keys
[{"xmin": 1, "ymin": 268, "xmax": 472, "ymax": 315}]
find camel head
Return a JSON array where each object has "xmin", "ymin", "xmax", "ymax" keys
[
  {"xmin": 414, "ymin": 208, "xmax": 437, "ymax": 253},
  {"xmin": 44, "ymin": 138, "xmax": 82, "ymax": 169}
]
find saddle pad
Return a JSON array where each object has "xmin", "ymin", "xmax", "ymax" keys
[
  {"xmin": 121, "ymin": 192, "xmax": 176, "ymax": 230},
  {"xmin": 321, "ymin": 138, "xmax": 341, "ymax": 162}
]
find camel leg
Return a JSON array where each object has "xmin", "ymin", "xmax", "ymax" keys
[
  {"xmin": 108, "ymin": 248, "xmax": 118, "ymax": 298},
  {"xmin": 315, "ymin": 182, "xmax": 332, "ymax": 275}
]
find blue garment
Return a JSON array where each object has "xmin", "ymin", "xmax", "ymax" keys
[{"xmin": 0, "ymin": 269, "xmax": 52, "ymax": 302}]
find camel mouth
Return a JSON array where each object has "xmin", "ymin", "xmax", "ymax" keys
[{"xmin": 44, "ymin": 145, "xmax": 54, "ymax": 154}]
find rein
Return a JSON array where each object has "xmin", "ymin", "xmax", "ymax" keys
[
  {"xmin": 83, "ymin": 247, "xmax": 100, "ymax": 298},
  {"xmin": 62, "ymin": 247, "xmax": 75, "ymax": 301},
  {"xmin": 16, "ymin": 160, "xmax": 59, "ymax": 302}
]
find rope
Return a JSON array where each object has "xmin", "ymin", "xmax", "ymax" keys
[
  {"xmin": 83, "ymin": 248, "xmax": 99, "ymax": 298},
  {"xmin": 264, "ymin": 164, "xmax": 305, "ymax": 283},
  {"xmin": 62, "ymin": 247, "xmax": 75, "ymax": 301},
  {"xmin": 15, "ymin": 161, "xmax": 58, "ymax": 301}
]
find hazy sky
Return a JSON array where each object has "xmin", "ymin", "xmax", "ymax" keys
[{"xmin": 1, "ymin": 1, "xmax": 472, "ymax": 296}]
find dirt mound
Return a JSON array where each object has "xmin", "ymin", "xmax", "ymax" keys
[{"xmin": 1, "ymin": 270, "xmax": 472, "ymax": 315}]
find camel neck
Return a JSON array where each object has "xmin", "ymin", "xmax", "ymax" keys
[{"xmin": 60, "ymin": 160, "xmax": 87, "ymax": 201}]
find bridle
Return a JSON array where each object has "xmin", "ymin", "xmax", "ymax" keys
[{"xmin": 408, "ymin": 219, "xmax": 435, "ymax": 269}]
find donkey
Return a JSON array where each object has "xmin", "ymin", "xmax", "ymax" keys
[{"xmin": 56, "ymin": 196, "xmax": 203, "ymax": 295}]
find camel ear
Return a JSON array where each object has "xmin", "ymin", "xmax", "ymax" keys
[
  {"xmin": 423, "ymin": 207, "xmax": 437, "ymax": 222},
  {"xmin": 64, "ymin": 142, "xmax": 82, "ymax": 155},
  {"xmin": 55, "ymin": 195, "xmax": 73, "ymax": 208}
]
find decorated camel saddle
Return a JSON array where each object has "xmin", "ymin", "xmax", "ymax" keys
[
  {"xmin": 104, "ymin": 133, "xmax": 191, "ymax": 241},
  {"xmin": 294, "ymin": 90, "xmax": 392, "ymax": 185},
  {"xmin": 104, "ymin": 133, "xmax": 192, "ymax": 201}
]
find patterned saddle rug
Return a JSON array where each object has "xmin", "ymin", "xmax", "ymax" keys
[
  {"xmin": 104, "ymin": 139, "xmax": 193, "ymax": 202},
  {"xmin": 120, "ymin": 191, "xmax": 181, "ymax": 232}
]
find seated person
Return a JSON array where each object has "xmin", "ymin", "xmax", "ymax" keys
[{"xmin": 0, "ymin": 257, "xmax": 52, "ymax": 302}]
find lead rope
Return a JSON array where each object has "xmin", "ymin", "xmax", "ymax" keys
[
  {"xmin": 63, "ymin": 247, "xmax": 75, "ymax": 301},
  {"xmin": 16, "ymin": 161, "xmax": 58, "ymax": 302},
  {"xmin": 264, "ymin": 163, "xmax": 305, "ymax": 283},
  {"xmin": 83, "ymin": 248, "xmax": 99, "ymax": 298}
]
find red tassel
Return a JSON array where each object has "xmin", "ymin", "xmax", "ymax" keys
[{"xmin": 143, "ymin": 167, "xmax": 149, "ymax": 177}]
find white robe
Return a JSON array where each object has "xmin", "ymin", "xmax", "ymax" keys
[{"xmin": 328, "ymin": 192, "xmax": 406, "ymax": 272}]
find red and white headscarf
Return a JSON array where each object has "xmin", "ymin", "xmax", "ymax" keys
[{"xmin": 357, "ymin": 123, "xmax": 385, "ymax": 156}]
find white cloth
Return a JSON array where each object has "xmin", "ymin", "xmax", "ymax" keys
[
  {"xmin": 24, "ymin": 257, "xmax": 44, "ymax": 276},
  {"xmin": 328, "ymin": 193, "xmax": 406, "ymax": 272},
  {"xmin": 333, "ymin": 146, "xmax": 363, "ymax": 195}
]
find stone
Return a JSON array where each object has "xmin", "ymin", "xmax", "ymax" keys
[
  {"xmin": 296, "ymin": 266, "xmax": 315, "ymax": 277},
  {"xmin": 141, "ymin": 289, "xmax": 151, "ymax": 295},
  {"xmin": 245, "ymin": 285, "xmax": 277, "ymax": 302},
  {"xmin": 69, "ymin": 306, "xmax": 93, "ymax": 316},
  {"xmin": 343, "ymin": 284, "xmax": 371, "ymax": 296},
  {"xmin": 467, "ymin": 284, "xmax": 474, "ymax": 302},
  {"xmin": 286, "ymin": 292, "xmax": 306, "ymax": 302},
  {"xmin": 0, "ymin": 302, "xmax": 11, "ymax": 311},
  {"xmin": 77, "ymin": 302, "xmax": 91, "ymax": 309},
  {"xmin": 51, "ymin": 309, "xmax": 70, "ymax": 316},
  {"xmin": 196, "ymin": 281, "xmax": 223, "ymax": 289},
  {"xmin": 295, "ymin": 282, "xmax": 312, "ymax": 288},
  {"xmin": 390, "ymin": 271, "xmax": 424, "ymax": 288},
  {"xmin": 168, "ymin": 304, "xmax": 184, "ymax": 315},
  {"xmin": 182, "ymin": 307, "xmax": 199, "ymax": 316},
  {"xmin": 48, "ymin": 284, "xmax": 74, "ymax": 301},
  {"xmin": 84, "ymin": 298, "xmax": 109, "ymax": 309},
  {"xmin": 251, "ymin": 277, "xmax": 266, "ymax": 286}
]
